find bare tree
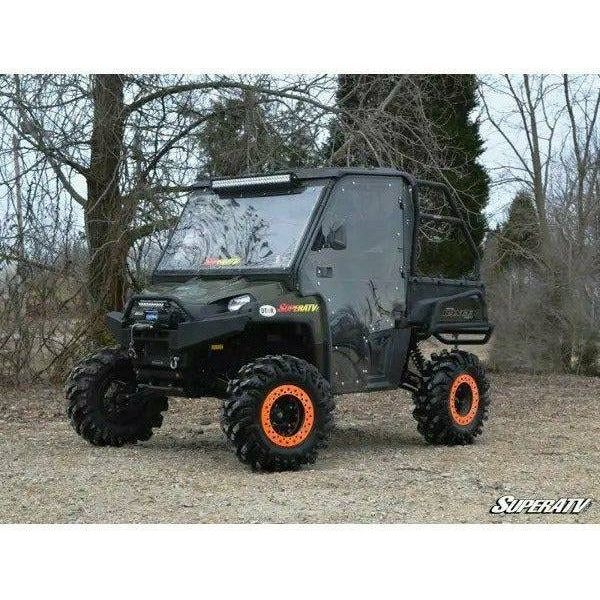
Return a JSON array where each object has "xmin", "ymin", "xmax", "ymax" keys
[
  {"xmin": 0, "ymin": 75, "xmax": 335, "ymax": 313},
  {"xmin": 480, "ymin": 74, "xmax": 600, "ymax": 373},
  {"xmin": 0, "ymin": 74, "xmax": 338, "ymax": 379}
]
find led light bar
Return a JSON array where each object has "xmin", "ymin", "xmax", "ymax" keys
[
  {"xmin": 211, "ymin": 173, "xmax": 294, "ymax": 190},
  {"xmin": 136, "ymin": 300, "xmax": 167, "ymax": 309}
]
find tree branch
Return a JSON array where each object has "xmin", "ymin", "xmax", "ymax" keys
[
  {"xmin": 127, "ymin": 216, "xmax": 178, "ymax": 244},
  {"xmin": 124, "ymin": 79, "xmax": 336, "ymax": 117}
]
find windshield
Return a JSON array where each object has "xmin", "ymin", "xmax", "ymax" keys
[{"xmin": 156, "ymin": 184, "xmax": 324, "ymax": 272}]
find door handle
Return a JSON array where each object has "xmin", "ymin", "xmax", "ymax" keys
[{"xmin": 316, "ymin": 266, "xmax": 333, "ymax": 278}]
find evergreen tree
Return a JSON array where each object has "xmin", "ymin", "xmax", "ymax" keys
[
  {"xmin": 200, "ymin": 91, "xmax": 317, "ymax": 177},
  {"xmin": 199, "ymin": 91, "xmax": 273, "ymax": 176},
  {"xmin": 496, "ymin": 190, "xmax": 540, "ymax": 269}
]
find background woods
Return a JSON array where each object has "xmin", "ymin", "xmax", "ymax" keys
[
  {"xmin": 0, "ymin": 74, "xmax": 598, "ymax": 384},
  {"xmin": 481, "ymin": 75, "xmax": 600, "ymax": 374}
]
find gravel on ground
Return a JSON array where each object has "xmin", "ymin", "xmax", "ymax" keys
[{"xmin": 0, "ymin": 373, "xmax": 598, "ymax": 523}]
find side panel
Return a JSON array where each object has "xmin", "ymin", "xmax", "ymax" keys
[{"xmin": 298, "ymin": 175, "xmax": 411, "ymax": 393}]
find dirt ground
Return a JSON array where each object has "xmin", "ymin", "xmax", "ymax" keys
[{"xmin": 0, "ymin": 373, "xmax": 598, "ymax": 523}]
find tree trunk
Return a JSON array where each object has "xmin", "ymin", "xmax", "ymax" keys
[{"xmin": 85, "ymin": 74, "xmax": 128, "ymax": 315}]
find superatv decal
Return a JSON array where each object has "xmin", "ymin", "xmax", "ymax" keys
[
  {"xmin": 203, "ymin": 257, "xmax": 241, "ymax": 267},
  {"xmin": 277, "ymin": 303, "xmax": 319, "ymax": 313}
]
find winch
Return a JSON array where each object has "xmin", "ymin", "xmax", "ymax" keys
[
  {"xmin": 128, "ymin": 298, "xmax": 186, "ymax": 329},
  {"xmin": 124, "ymin": 297, "xmax": 187, "ymax": 376}
]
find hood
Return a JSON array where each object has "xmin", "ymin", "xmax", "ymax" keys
[{"xmin": 143, "ymin": 276, "xmax": 286, "ymax": 307}]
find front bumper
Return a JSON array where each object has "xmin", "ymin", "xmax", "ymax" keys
[{"xmin": 107, "ymin": 306, "xmax": 251, "ymax": 350}]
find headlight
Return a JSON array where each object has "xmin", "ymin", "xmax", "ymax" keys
[{"xmin": 227, "ymin": 295, "xmax": 252, "ymax": 312}]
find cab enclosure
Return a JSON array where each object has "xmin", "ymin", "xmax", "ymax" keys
[{"xmin": 106, "ymin": 168, "xmax": 492, "ymax": 398}]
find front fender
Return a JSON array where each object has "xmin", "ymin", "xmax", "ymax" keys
[{"xmin": 172, "ymin": 312, "xmax": 250, "ymax": 349}]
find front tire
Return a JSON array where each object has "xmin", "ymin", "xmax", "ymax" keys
[
  {"xmin": 221, "ymin": 355, "xmax": 335, "ymax": 471},
  {"xmin": 66, "ymin": 348, "xmax": 168, "ymax": 446},
  {"xmin": 412, "ymin": 350, "xmax": 490, "ymax": 445}
]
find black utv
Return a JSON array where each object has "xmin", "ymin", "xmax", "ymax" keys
[{"xmin": 66, "ymin": 168, "xmax": 493, "ymax": 471}]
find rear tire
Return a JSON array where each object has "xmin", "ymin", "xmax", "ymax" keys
[
  {"xmin": 66, "ymin": 348, "xmax": 168, "ymax": 446},
  {"xmin": 221, "ymin": 355, "xmax": 335, "ymax": 471},
  {"xmin": 412, "ymin": 350, "xmax": 490, "ymax": 445}
]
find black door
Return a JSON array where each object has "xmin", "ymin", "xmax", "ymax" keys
[{"xmin": 299, "ymin": 175, "xmax": 412, "ymax": 393}]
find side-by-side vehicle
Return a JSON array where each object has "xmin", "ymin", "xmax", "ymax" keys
[{"xmin": 66, "ymin": 168, "xmax": 493, "ymax": 471}]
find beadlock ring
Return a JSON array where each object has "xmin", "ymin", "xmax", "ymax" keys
[
  {"xmin": 260, "ymin": 384, "xmax": 315, "ymax": 448},
  {"xmin": 448, "ymin": 373, "xmax": 480, "ymax": 426}
]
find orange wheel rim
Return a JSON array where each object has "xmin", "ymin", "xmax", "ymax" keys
[
  {"xmin": 260, "ymin": 384, "xmax": 315, "ymax": 448},
  {"xmin": 449, "ymin": 374, "xmax": 480, "ymax": 426}
]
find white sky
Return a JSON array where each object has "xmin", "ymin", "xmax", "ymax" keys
[{"xmin": 479, "ymin": 121, "xmax": 515, "ymax": 226}]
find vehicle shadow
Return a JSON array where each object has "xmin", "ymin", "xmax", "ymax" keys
[
  {"xmin": 331, "ymin": 425, "xmax": 426, "ymax": 450},
  {"xmin": 142, "ymin": 428, "xmax": 228, "ymax": 453},
  {"xmin": 145, "ymin": 424, "xmax": 426, "ymax": 454}
]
